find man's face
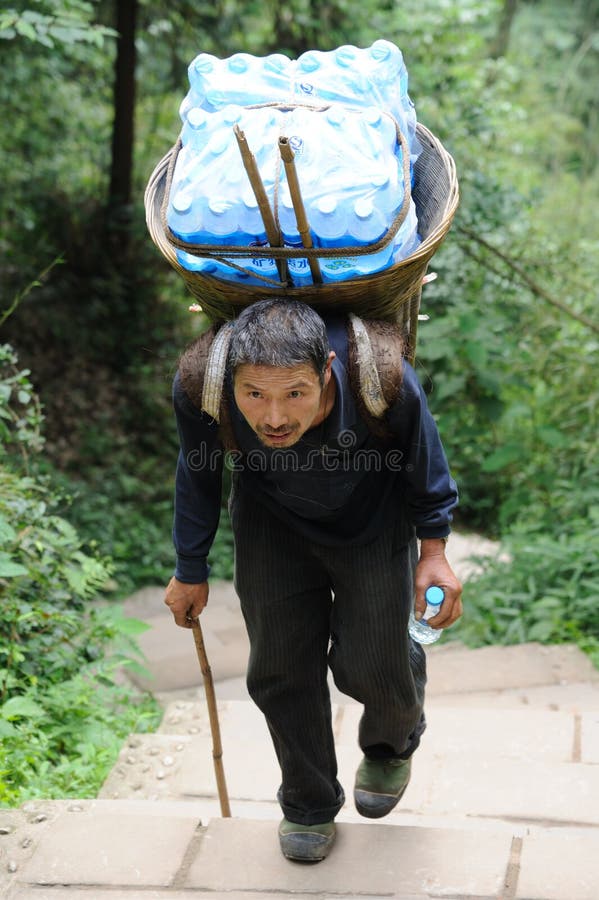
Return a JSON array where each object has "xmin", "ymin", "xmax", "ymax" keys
[{"xmin": 233, "ymin": 358, "xmax": 333, "ymax": 449}]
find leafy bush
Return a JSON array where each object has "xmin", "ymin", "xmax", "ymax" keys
[
  {"xmin": 450, "ymin": 497, "xmax": 599, "ymax": 668},
  {"xmin": 0, "ymin": 345, "xmax": 161, "ymax": 806}
]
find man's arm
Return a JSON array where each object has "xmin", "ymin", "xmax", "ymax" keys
[
  {"xmin": 165, "ymin": 371, "xmax": 224, "ymax": 628},
  {"xmin": 387, "ymin": 361, "xmax": 458, "ymax": 539},
  {"xmin": 387, "ymin": 361, "xmax": 462, "ymax": 628}
]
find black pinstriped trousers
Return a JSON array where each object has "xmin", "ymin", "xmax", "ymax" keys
[{"xmin": 230, "ymin": 486, "xmax": 427, "ymax": 826}]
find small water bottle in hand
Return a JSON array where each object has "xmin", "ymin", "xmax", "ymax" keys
[{"xmin": 408, "ymin": 586, "xmax": 445, "ymax": 645}]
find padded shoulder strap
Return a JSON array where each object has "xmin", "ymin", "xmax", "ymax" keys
[
  {"xmin": 178, "ymin": 322, "xmax": 236, "ymax": 420},
  {"xmin": 177, "ymin": 325, "xmax": 219, "ymax": 412},
  {"xmin": 177, "ymin": 323, "xmax": 238, "ymax": 450},
  {"xmin": 347, "ymin": 314, "xmax": 405, "ymax": 429}
]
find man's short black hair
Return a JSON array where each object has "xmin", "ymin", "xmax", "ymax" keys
[{"xmin": 228, "ymin": 299, "xmax": 329, "ymax": 385}]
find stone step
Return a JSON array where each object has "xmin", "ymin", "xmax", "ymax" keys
[
  {"xmin": 123, "ymin": 578, "xmax": 598, "ymax": 698},
  {"xmin": 175, "ymin": 671, "xmax": 599, "ymax": 713},
  {"xmin": 99, "ymin": 700, "xmax": 599, "ymax": 830},
  {"xmin": 4, "ymin": 800, "xmax": 598, "ymax": 900},
  {"xmin": 144, "ymin": 633, "xmax": 598, "ymax": 702}
]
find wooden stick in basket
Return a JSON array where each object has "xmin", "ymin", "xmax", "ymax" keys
[
  {"xmin": 233, "ymin": 124, "xmax": 286, "ymax": 283},
  {"xmin": 278, "ymin": 137, "xmax": 322, "ymax": 285}
]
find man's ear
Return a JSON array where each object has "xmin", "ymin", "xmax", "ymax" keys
[{"xmin": 325, "ymin": 350, "xmax": 336, "ymax": 379}]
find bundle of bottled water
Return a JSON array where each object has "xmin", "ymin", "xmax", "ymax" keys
[{"xmin": 167, "ymin": 40, "xmax": 422, "ymax": 287}]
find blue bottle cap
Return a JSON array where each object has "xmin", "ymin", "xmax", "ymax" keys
[
  {"xmin": 228, "ymin": 54, "xmax": 250, "ymax": 74},
  {"xmin": 193, "ymin": 55, "xmax": 215, "ymax": 75},
  {"xmin": 425, "ymin": 585, "xmax": 445, "ymax": 606},
  {"xmin": 354, "ymin": 197, "xmax": 374, "ymax": 219}
]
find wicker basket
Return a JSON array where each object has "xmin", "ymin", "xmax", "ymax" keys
[{"xmin": 144, "ymin": 122, "xmax": 458, "ymax": 354}]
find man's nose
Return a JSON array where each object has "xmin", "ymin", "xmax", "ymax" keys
[{"xmin": 264, "ymin": 403, "xmax": 289, "ymax": 429}]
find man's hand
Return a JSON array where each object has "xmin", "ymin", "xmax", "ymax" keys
[
  {"xmin": 164, "ymin": 577, "xmax": 209, "ymax": 629},
  {"xmin": 414, "ymin": 538, "xmax": 463, "ymax": 630}
]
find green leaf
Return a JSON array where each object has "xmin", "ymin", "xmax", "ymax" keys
[
  {"xmin": 110, "ymin": 617, "xmax": 151, "ymax": 637},
  {"xmin": 15, "ymin": 19, "xmax": 37, "ymax": 41},
  {"xmin": 527, "ymin": 621, "xmax": 556, "ymax": 642},
  {"xmin": 1, "ymin": 696, "xmax": 45, "ymax": 720},
  {"xmin": 481, "ymin": 444, "xmax": 522, "ymax": 473},
  {"xmin": 465, "ymin": 341, "xmax": 488, "ymax": 368},
  {"xmin": 0, "ymin": 515, "xmax": 17, "ymax": 543},
  {"xmin": 0, "ymin": 13, "xmax": 17, "ymax": 31},
  {"xmin": 0, "ymin": 556, "xmax": 28, "ymax": 577},
  {"xmin": 0, "ymin": 719, "xmax": 16, "ymax": 737},
  {"xmin": 536, "ymin": 426, "xmax": 568, "ymax": 449},
  {"xmin": 64, "ymin": 567, "xmax": 86, "ymax": 594}
]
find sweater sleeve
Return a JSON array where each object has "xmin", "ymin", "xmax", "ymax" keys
[
  {"xmin": 386, "ymin": 361, "xmax": 458, "ymax": 539},
  {"xmin": 172, "ymin": 371, "xmax": 224, "ymax": 583}
]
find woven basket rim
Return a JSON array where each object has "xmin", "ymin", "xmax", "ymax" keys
[{"xmin": 144, "ymin": 121, "xmax": 459, "ymax": 310}]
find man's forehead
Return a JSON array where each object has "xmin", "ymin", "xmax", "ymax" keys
[{"xmin": 234, "ymin": 363, "xmax": 319, "ymax": 388}]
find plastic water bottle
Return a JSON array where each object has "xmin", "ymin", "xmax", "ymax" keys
[
  {"xmin": 349, "ymin": 197, "xmax": 386, "ymax": 243},
  {"xmin": 364, "ymin": 40, "xmax": 418, "ymax": 161},
  {"xmin": 364, "ymin": 42, "xmax": 410, "ymax": 133},
  {"xmin": 317, "ymin": 194, "xmax": 403, "ymax": 282},
  {"xmin": 168, "ymin": 129, "xmax": 230, "ymax": 234},
  {"xmin": 314, "ymin": 196, "xmax": 363, "ymax": 283},
  {"xmin": 185, "ymin": 51, "xmax": 293, "ymax": 112},
  {"xmin": 167, "ymin": 188, "xmax": 202, "ymax": 241},
  {"xmin": 175, "ymin": 253, "xmax": 218, "ymax": 276},
  {"xmin": 346, "ymin": 198, "xmax": 395, "ymax": 276},
  {"xmin": 238, "ymin": 191, "xmax": 265, "ymax": 241},
  {"xmin": 310, "ymin": 194, "xmax": 362, "ymax": 283},
  {"xmin": 408, "ymin": 586, "xmax": 445, "ymax": 645},
  {"xmin": 295, "ymin": 46, "xmax": 372, "ymax": 107},
  {"xmin": 310, "ymin": 196, "xmax": 349, "ymax": 248},
  {"xmin": 174, "ymin": 250, "xmax": 245, "ymax": 284},
  {"xmin": 359, "ymin": 107, "xmax": 398, "ymax": 159},
  {"xmin": 180, "ymin": 106, "xmax": 211, "ymax": 150}
]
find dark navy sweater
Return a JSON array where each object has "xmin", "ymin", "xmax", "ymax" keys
[{"xmin": 172, "ymin": 319, "xmax": 458, "ymax": 583}]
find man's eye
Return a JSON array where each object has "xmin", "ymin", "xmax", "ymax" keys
[
  {"xmin": 249, "ymin": 391, "xmax": 262, "ymax": 399},
  {"xmin": 289, "ymin": 391, "xmax": 302, "ymax": 399}
]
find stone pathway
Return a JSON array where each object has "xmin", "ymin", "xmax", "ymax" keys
[{"xmin": 2, "ymin": 532, "xmax": 599, "ymax": 899}]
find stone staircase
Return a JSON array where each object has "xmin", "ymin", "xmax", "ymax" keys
[
  {"xmin": 3, "ymin": 641, "xmax": 599, "ymax": 899},
  {"xmin": 2, "ymin": 541, "xmax": 599, "ymax": 900}
]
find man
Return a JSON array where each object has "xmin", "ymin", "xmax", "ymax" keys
[{"xmin": 165, "ymin": 298, "xmax": 462, "ymax": 861}]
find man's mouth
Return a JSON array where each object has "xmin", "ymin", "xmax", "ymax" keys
[{"xmin": 261, "ymin": 428, "xmax": 295, "ymax": 444}]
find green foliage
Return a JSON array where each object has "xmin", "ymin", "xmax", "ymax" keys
[
  {"xmin": 51, "ymin": 462, "xmax": 177, "ymax": 598},
  {"xmin": 450, "ymin": 500, "xmax": 599, "ymax": 668},
  {"xmin": 0, "ymin": 1, "xmax": 115, "ymax": 48},
  {"xmin": 0, "ymin": 343, "xmax": 44, "ymax": 459},
  {"xmin": 0, "ymin": 658, "xmax": 160, "ymax": 805},
  {"xmin": 0, "ymin": 349, "xmax": 161, "ymax": 806}
]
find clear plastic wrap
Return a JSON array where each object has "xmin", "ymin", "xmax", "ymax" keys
[{"xmin": 168, "ymin": 41, "xmax": 422, "ymax": 285}]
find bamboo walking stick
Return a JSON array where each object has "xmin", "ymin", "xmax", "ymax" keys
[
  {"xmin": 190, "ymin": 618, "xmax": 231, "ymax": 817},
  {"xmin": 278, "ymin": 136, "xmax": 323, "ymax": 285}
]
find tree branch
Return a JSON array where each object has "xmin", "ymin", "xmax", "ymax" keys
[
  {"xmin": 0, "ymin": 257, "xmax": 64, "ymax": 329},
  {"xmin": 457, "ymin": 226, "xmax": 599, "ymax": 333}
]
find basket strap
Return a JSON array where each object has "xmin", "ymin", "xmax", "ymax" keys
[
  {"xmin": 348, "ymin": 313, "xmax": 389, "ymax": 419},
  {"xmin": 202, "ymin": 322, "xmax": 235, "ymax": 422}
]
